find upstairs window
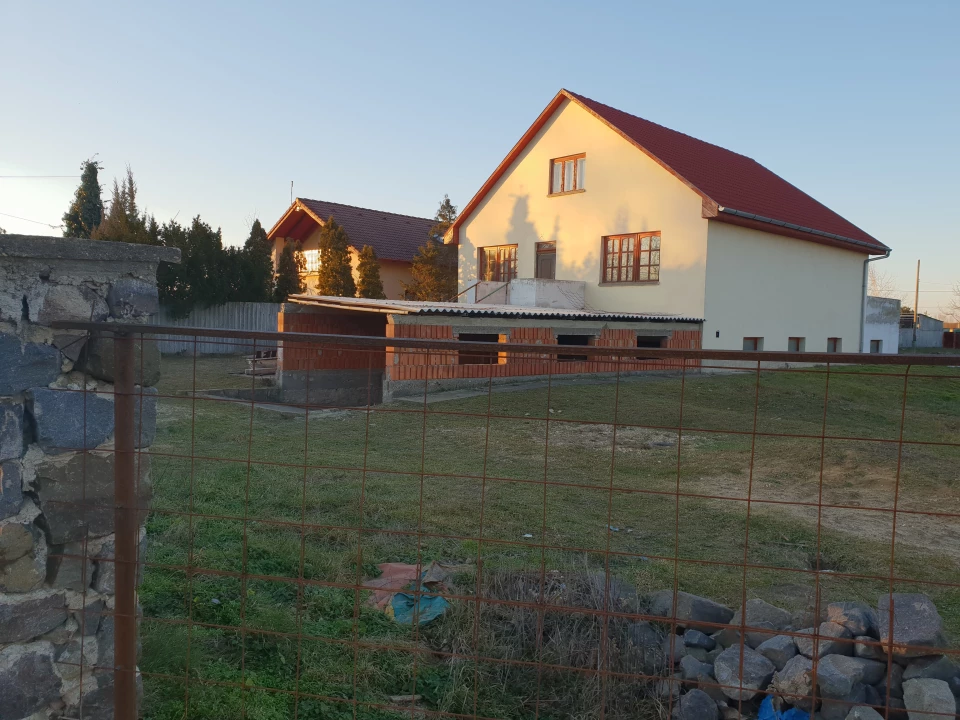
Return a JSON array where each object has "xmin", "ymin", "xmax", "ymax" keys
[
  {"xmin": 602, "ymin": 232, "xmax": 661, "ymax": 283},
  {"xmin": 478, "ymin": 244, "xmax": 517, "ymax": 282},
  {"xmin": 302, "ymin": 249, "xmax": 319, "ymax": 273},
  {"xmin": 550, "ymin": 154, "xmax": 585, "ymax": 194},
  {"xmin": 535, "ymin": 242, "xmax": 556, "ymax": 279}
]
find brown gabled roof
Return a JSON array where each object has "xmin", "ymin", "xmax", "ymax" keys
[
  {"xmin": 268, "ymin": 198, "xmax": 436, "ymax": 262},
  {"xmin": 449, "ymin": 89, "xmax": 887, "ymax": 254}
]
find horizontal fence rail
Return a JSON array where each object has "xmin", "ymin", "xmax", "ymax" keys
[{"xmin": 43, "ymin": 322, "xmax": 960, "ymax": 720}]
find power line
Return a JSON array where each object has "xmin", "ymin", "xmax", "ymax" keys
[
  {"xmin": 0, "ymin": 211, "xmax": 64, "ymax": 229},
  {"xmin": 0, "ymin": 175, "xmax": 80, "ymax": 179}
]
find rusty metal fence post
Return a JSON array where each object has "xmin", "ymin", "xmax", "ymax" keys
[{"xmin": 113, "ymin": 331, "xmax": 138, "ymax": 720}]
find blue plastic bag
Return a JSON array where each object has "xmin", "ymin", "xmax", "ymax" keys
[{"xmin": 758, "ymin": 696, "xmax": 810, "ymax": 720}]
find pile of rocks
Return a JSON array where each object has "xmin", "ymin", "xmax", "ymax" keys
[
  {"xmin": 642, "ymin": 590, "xmax": 959, "ymax": 720},
  {"xmin": 0, "ymin": 236, "xmax": 176, "ymax": 720}
]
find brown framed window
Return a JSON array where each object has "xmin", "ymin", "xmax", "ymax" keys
[
  {"xmin": 549, "ymin": 153, "xmax": 585, "ymax": 194},
  {"xmin": 788, "ymin": 337, "xmax": 805, "ymax": 352},
  {"xmin": 535, "ymin": 241, "xmax": 556, "ymax": 279},
  {"xmin": 478, "ymin": 245, "xmax": 517, "ymax": 282},
  {"xmin": 827, "ymin": 337, "xmax": 842, "ymax": 353},
  {"xmin": 743, "ymin": 337, "xmax": 764, "ymax": 352},
  {"xmin": 602, "ymin": 232, "xmax": 661, "ymax": 283}
]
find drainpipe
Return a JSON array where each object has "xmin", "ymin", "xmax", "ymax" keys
[{"xmin": 860, "ymin": 249, "xmax": 892, "ymax": 352}]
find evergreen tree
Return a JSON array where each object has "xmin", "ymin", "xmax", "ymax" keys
[
  {"xmin": 356, "ymin": 245, "xmax": 386, "ymax": 299},
  {"xmin": 156, "ymin": 216, "xmax": 231, "ymax": 318},
  {"xmin": 403, "ymin": 196, "xmax": 458, "ymax": 301},
  {"xmin": 274, "ymin": 241, "xmax": 306, "ymax": 302},
  {"xmin": 63, "ymin": 159, "xmax": 103, "ymax": 238},
  {"xmin": 315, "ymin": 217, "xmax": 356, "ymax": 297},
  {"xmin": 238, "ymin": 219, "xmax": 275, "ymax": 302},
  {"xmin": 91, "ymin": 167, "xmax": 151, "ymax": 244}
]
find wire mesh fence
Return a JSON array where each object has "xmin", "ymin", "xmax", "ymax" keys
[{"xmin": 44, "ymin": 323, "xmax": 960, "ymax": 719}]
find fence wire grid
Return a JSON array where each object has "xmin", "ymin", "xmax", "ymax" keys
[{"xmin": 44, "ymin": 323, "xmax": 960, "ymax": 720}]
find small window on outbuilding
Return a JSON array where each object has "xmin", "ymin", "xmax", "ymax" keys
[
  {"xmin": 869, "ymin": 339, "xmax": 882, "ymax": 354},
  {"xmin": 458, "ymin": 333, "xmax": 500, "ymax": 365},
  {"xmin": 636, "ymin": 335, "xmax": 667, "ymax": 360},
  {"xmin": 556, "ymin": 334, "xmax": 591, "ymax": 361}
]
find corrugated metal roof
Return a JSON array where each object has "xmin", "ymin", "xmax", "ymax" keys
[{"xmin": 289, "ymin": 295, "xmax": 702, "ymax": 323}]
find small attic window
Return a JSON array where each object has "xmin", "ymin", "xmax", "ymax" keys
[{"xmin": 550, "ymin": 154, "xmax": 586, "ymax": 195}]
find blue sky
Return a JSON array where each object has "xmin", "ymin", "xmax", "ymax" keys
[{"xmin": 1, "ymin": 1, "xmax": 957, "ymax": 314}]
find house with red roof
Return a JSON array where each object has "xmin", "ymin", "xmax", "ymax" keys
[
  {"xmin": 267, "ymin": 198, "xmax": 436, "ymax": 299},
  {"xmin": 446, "ymin": 89, "xmax": 891, "ymax": 353}
]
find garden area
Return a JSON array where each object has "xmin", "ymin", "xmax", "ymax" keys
[{"xmin": 140, "ymin": 356, "xmax": 960, "ymax": 719}]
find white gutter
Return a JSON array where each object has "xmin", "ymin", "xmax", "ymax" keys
[{"xmin": 860, "ymin": 248, "xmax": 892, "ymax": 352}]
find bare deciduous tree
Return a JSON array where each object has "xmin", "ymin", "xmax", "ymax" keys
[{"xmin": 868, "ymin": 268, "xmax": 905, "ymax": 303}]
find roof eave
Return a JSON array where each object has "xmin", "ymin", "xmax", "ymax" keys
[
  {"xmin": 266, "ymin": 198, "xmax": 326, "ymax": 241},
  {"xmin": 714, "ymin": 207, "xmax": 889, "ymax": 255}
]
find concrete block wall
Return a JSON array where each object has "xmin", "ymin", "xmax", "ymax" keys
[{"xmin": 0, "ymin": 235, "xmax": 178, "ymax": 719}]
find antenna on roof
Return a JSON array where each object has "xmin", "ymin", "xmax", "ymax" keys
[{"xmin": 290, "ymin": 181, "xmax": 293, "ymax": 204}]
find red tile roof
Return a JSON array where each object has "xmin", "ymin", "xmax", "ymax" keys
[
  {"xmin": 270, "ymin": 198, "xmax": 436, "ymax": 262},
  {"xmin": 451, "ymin": 90, "xmax": 886, "ymax": 253}
]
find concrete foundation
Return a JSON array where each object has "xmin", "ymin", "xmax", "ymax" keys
[{"xmin": 279, "ymin": 369, "xmax": 384, "ymax": 407}]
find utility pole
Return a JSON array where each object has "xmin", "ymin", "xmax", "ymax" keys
[{"xmin": 913, "ymin": 259, "xmax": 920, "ymax": 348}]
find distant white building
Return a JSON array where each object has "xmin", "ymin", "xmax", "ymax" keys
[{"xmin": 863, "ymin": 297, "xmax": 900, "ymax": 354}]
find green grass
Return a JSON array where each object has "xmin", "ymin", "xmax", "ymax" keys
[{"xmin": 142, "ymin": 357, "xmax": 960, "ymax": 719}]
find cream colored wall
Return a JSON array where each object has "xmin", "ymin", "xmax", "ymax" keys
[
  {"xmin": 277, "ymin": 230, "xmax": 411, "ymax": 299},
  {"xmin": 457, "ymin": 98, "xmax": 709, "ymax": 318},
  {"xmin": 703, "ymin": 221, "xmax": 867, "ymax": 351}
]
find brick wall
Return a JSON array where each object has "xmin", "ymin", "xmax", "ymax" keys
[
  {"xmin": 387, "ymin": 323, "xmax": 701, "ymax": 382},
  {"xmin": 277, "ymin": 309, "xmax": 385, "ymax": 372}
]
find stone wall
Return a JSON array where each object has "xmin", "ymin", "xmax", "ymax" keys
[{"xmin": 0, "ymin": 235, "xmax": 178, "ymax": 720}]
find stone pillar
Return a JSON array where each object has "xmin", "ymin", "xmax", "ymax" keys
[{"xmin": 0, "ymin": 235, "xmax": 178, "ymax": 720}]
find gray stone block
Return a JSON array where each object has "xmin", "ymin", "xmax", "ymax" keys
[
  {"xmin": 816, "ymin": 655, "xmax": 887, "ymax": 698},
  {"xmin": 0, "ymin": 460, "xmax": 23, "ymax": 520},
  {"xmin": 824, "ymin": 601, "xmax": 878, "ymax": 639},
  {"xmin": 0, "ymin": 642, "xmax": 63, "ymax": 719},
  {"xmin": 771, "ymin": 654, "xmax": 814, "ymax": 710},
  {"xmin": 0, "ymin": 401, "xmax": 22, "ymax": 461},
  {"xmin": 46, "ymin": 539, "xmax": 94, "ymax": 591},
  {"xmin": 34, "ymin": 451, "xmax": 152, "ymax": 544},
  {"xmin": 902, "ymin": 655, "xmax": 960, "ymax": 684},
  {"xmin": 713, "ymin": 645, "xmax": 775, "ymax": 701},
  {"xmin": 31, "ymin": 282, "xmax": 108, "ymax": 325},
  {"xmin": 731, "ymin": 599, "xmax": 793, "ymax": 649},
  {"xmin": 0, "ymin": 336, "xmax": 61, "ymax": 396},
  {"xmin": 28, "ymin": 387, "xmax": 115, "ymax": 453},
  {"xmin": 878, "ymin": 594, "xmax": 945, "ymax": 659},
  {"xmin": 902, "ymin": 678, "xmax": 956, "ymax": 719},
  {"xmin": 819, "ymin": 682, "xmax": 867, "ymax": 720},
  {"xmin": 78, "ymin": 333, "xmax": 161, "ymax": 387},
  {"xmin": 73, "ymin": 598, "xmax": 105, "ymax": 635},
  {"xmin": 795, "ymin": 622, "xmax": 854, "ymax": 658},
  {"xmin": 0, "ymin": 514, "xmax": 46, "ymax": 592},
  {"xmin": 650, "ymin": 590, "xmax": 735, "ymax": 633},
  {"xmin": 756, "ymin": 634, "xmax": 798, "ymax": 670},
  {"xmin": 108, "ymin": 277, "xmax": 159, "ymax": 318},
  {"xmin": 0, "ymin": 590, "xmax": 67, "ymax": 643},
  {"xmin": 671, "ymin": 688, "xmax": 719, "ymax": 719}
]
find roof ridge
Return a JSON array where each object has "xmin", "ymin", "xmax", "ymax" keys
[
  {"xmin": 298, "ymin": 197, "xmax": 435, "ymax": 223},
  {"xmin": 563, "ymin": 89, "xmax": 757, "ymax": 162}
]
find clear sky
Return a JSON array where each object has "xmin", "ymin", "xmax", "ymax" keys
[{"xmin": 1, "ymin": 1, "xmax": 957, "ymax": 315}]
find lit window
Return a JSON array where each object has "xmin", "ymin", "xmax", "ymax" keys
[
  {"xmin": 602, "ymin": 232, "xmax": 660, "ymax": 283},
  {"xmin": 302, "ymin": 249, "xmax": 319, "ymax": 273},
  {"xmin": 743, "ymin": 337, "xmax": 764, "ymax": 352},
  {"xmin": 788, "ymin": 337, "xmax": 805, "ymax": 353},
  {"xmin": 478, "ymin": 245, "xmax": 517, "ymax": 282},
  {"xmin": 550, "ymin": 154, "xmax": 585, "ymax": 194},
  {"xmin": 827, "ymin": 337, "xmax": 842, "ymax": 353}
]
